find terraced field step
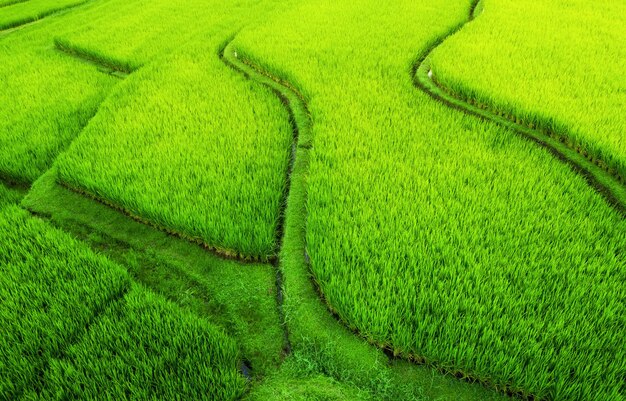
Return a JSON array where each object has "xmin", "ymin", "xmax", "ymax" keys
[
  {"xmin": 413, "ymin": 0, "xmax": 626, "ymax": 218},
  {"xmin": 22, "ymin": 170, "xmax": 287, "ymax": 377}
]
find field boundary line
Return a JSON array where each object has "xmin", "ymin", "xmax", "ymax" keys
[
  {"xmin": 0, "ymin": 171, "xmax": 30, "ymax": 191},
  {"xmin": 0, "ymin": 0, "xmax": 88, "ymax": 33},
  {"xmin": 57, "ymin": 179, "xmax": 271, "ymax": 264},
  {"xmin": 220, "ymin": 27, "xmax": 515, "ymax": 401},
  {"xmin": 0, "ymin": 0, "xmax": 29, "ymax": 10},
  {"xmin": 54, "ymin": 40, "xmax": 131, "ymax": 78},
  {"xmin": 412, "ymin": 0, "xmax": 626, "ymax": 217},
  {"xmin": 220, "ymin": 36, "xmax": 316, "ymax": 357},
  {"xmin": 227, "ymin": 0, "xmax": 542, "ymax": 398},
  {"xmin": 11, "ymin": 269, "xmax": 131, "ymax": 400}
]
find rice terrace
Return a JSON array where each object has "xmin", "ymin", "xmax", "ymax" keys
[{"xmin": 0, "ymin": 0, "xmax": 624, "ymax": 399}]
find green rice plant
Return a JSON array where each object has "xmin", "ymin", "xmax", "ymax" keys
[
  {"xmin": 51, "ymin": 0, "xmax": 294, "ymax": 72},
  {"xmin": 55, "ymin": 37, "xmax": 293, "ymax": 259},
  {"xmin": 2, "ymin": 0, "xmax": 295, "ymax": 258},
  {"xmin": 232, "ymin": 0, "xmax": 626, "ymax": 398},
  {"xmin": 0, "ymin": 0, "xmax": 86, "ymax": 30},
  {"xmin": 0, "ymin": 13, "xmax": 119, "ymax": 184},
  {"xmin": 33, "ymin": 285, "xmax": 246, "ymax": 401},
  {"xmin": 227, "ymin": 33, "xmax": 510, "ymax": 401},
  {"xmin": 0, "ymin": 205, "xmax": 130, "ymax": 399},
  {"xmin": 429, "ymin": 0, "xmax": 626, "ymax": 181}
]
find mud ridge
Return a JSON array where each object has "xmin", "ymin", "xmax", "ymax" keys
[{"xmin": 219, "ymin": 37, "xmax": 317, "ymax": 357}]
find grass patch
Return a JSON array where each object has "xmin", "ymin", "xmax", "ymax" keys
[
  {"xmin": 0, "ymin": 0, "xmax": 86, "ymax": 31},
  {"xmin": 54, "ymin": 34, "xmax": 293, "ymax": 259},
  {"xmin": 0, "ymin": 9, "xmax": 119, "ymax": 184},
  {"xmin": 23, "ymin": 169, "xmax": 286, "ymax": 376},
  {"xmin": 430, "ymin": 0, "xmax": 626, "ymax": 181}
]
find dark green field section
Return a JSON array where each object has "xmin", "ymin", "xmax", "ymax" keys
[
  {"xmin": 0, "ymin": 206, "xmax": 129, "ymax": 399},
  {"xmin": 0, "ymin": 203, "xmax": 246, "ymax": 400},
  {"xmin": 29, "ymin": 285, "xmax": 245, "ymax": 401},
  {"xmin": 23, "ymin": 171, "xmax": 286, "ymax": 376}
]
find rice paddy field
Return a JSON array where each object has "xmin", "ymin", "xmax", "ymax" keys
[{"xmin": 1, "ymin": 0, "xmax": 624, "ymax": 400}]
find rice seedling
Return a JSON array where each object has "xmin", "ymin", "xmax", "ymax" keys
[
  {"xmin": 232, "ymin": 0, "xmax": 626, "ymax": 398},
  {"xmin": 429, "ymin": 0, "xmax": 626, "ymax": 181}
]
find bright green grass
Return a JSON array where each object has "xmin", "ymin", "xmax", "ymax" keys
[
  {"xmin": 0, "ymin": 193, "xmax": 247, "ymax": 400},
  {"xmin": 0, "ymin": 12, "xmax": 119, "ymax": 184},
  {"xmin": 226, "ymin": 40, "xmax": 508, "ymax": 401},
  {"xmin": 0, "ymin": 0, "xmax": 85, "ymax": 30},
  {"xmin": 31, "ymin": 284, "xmax": 246, "ymax": 401},
  {"xmin": 1, "ymin": 0, "xmax": 295, "ymax": 257},
  {"xmin": 243, "ymin": 356, "xmax": 372, "ymax": 401},
  {"xmin": 234, "ymin": 0, "xmax": 626, "ymax": 399},
  {"xmin": 430, "ymin": 0, "xmax": 626, "ymax": 179},
  {"xmin": 0, "ymin": 205, "xmax": 130, "ymax": 399}
]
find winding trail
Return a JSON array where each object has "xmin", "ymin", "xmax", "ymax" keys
[
  {"xmin": 413, "ymin": 0, "xmax": 626, "ymax": 217},
  {"xmin": 220, "ymin": 37, "xmax": 314, "ymax": 357}
]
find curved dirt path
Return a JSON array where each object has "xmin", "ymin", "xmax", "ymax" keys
[{"xmin": 413, "ymin": 0, "xmax": 626, "ymax": 217}]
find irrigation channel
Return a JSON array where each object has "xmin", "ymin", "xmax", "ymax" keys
[
  {"xmin": 413, "ymin": 0, "xmax": 626, "ymax": 218},
  {"xmin": 220, "ymin": 36, "xmax": 316, "ymax": 360}
]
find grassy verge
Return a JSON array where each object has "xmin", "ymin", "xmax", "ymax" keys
[{"xmin": 22, "ymin": 169, "xmax": 286, "ymax": 376}]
